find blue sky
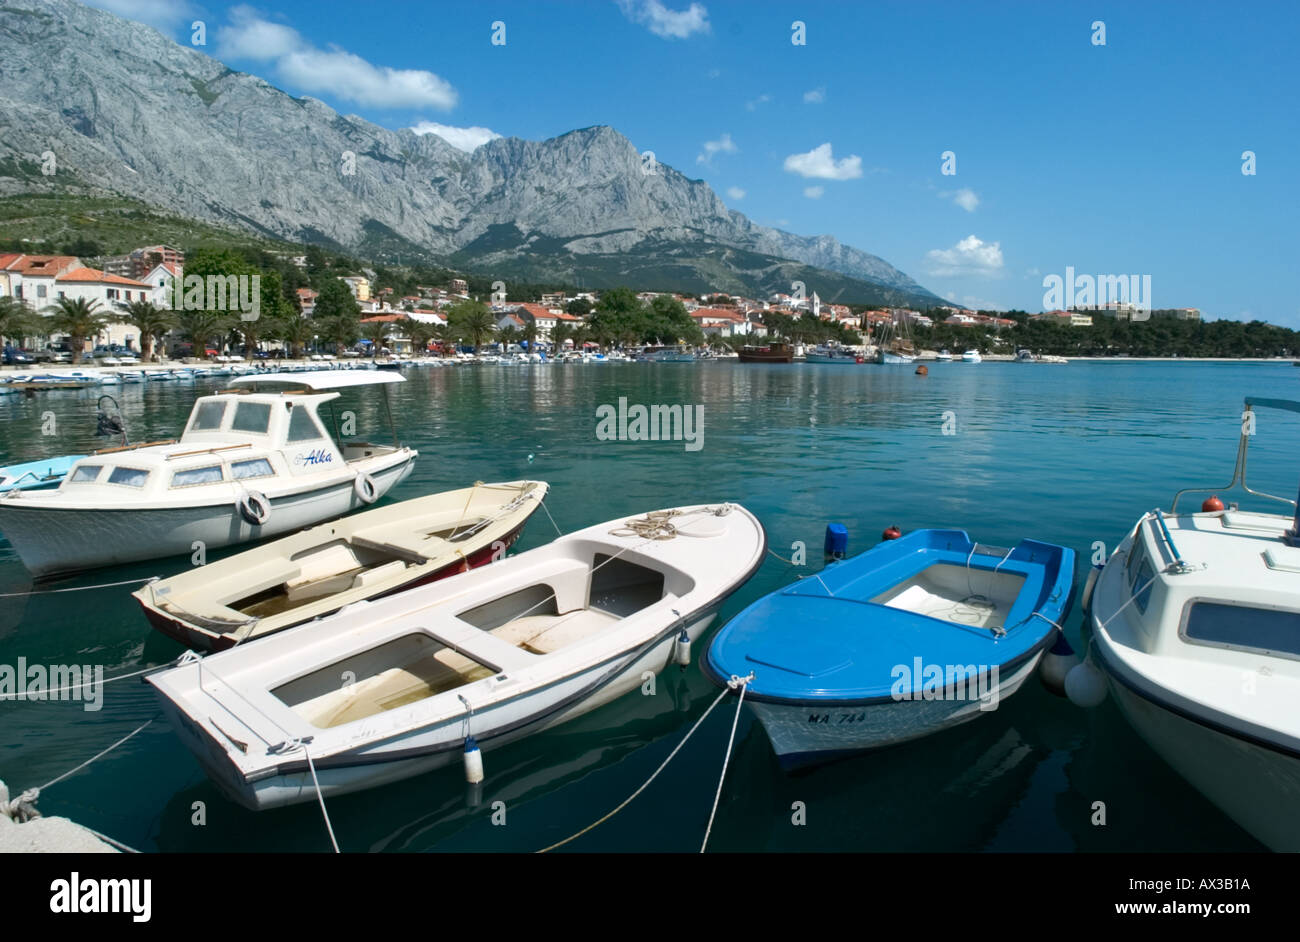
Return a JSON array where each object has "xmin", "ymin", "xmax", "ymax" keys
[{"xmin": 92, "ymin": 0, "xmax": 1299, "ymax": 323}]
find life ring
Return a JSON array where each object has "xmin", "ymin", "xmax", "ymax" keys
[
  {"xmin": 238, "ymin": 490, "xmax": 271, "ymax": 526},
  {"xmin": 354, "ymin": 472, "xmax": 378, "ymax": 504}
]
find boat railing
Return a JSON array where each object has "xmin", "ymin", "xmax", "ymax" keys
[
  {"xmin": 1170, "ymin": 397, "xmax": 1299, "ymax": 514},
  {"xmin": 166, "ymin": 442, "xmax": 254, "ymax": 461}
]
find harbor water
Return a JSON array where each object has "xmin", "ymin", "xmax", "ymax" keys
[{"xmin": 2, "ymin": 359, "xmax": 1294, "ymax": 852}]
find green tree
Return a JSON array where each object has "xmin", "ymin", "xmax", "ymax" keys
[
  {"xmin": 43, "ymin": 297, "xmax": 110, "ymax": 364},
  {"xmin": 0, "ymin": 297, "xmax": 34, "ymax": 349},
  {"xmin": 550, "ymin": 322, "xmax": 573, "ymax": 355},
  {"xmin": 122, "ymin": 299, "xmax": 176, "ymax": 362},
  {"xmin": 361, "ymin": 318, "xmax": 391, "ymax": 357},
  {"xmin": 176, "ymin": 309, "xmax": 232, "ymax": 358},
  {"xmin": 446, "ymin": 299, "xmax": 495, "ymax": 351},
  {"xmin": 565, "ymin": 297, "xmax": 592, "ymax": 318},
  {"xmin": 277, "ymin": 313, "xmax": 314, "ymax": 359},
  {"xmin": 403, "ymin": 316, "xmax": 437, "ymax": 356}
]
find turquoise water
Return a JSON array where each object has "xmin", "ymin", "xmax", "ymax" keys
[{"xmin": 2, "ymin": 360, "xmax": 1296, "ymax": 852}]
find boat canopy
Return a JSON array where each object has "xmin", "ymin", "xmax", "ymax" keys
[{"xmin": 228, "ymin": 371, "xmax": 405, "ymax": 391}]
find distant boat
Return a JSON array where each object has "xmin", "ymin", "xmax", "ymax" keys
[
  {"xmin": 875, "ymin": 349, "xmax": 915, "ymax": 364},
  {"xmin": 0, "ymin": 455, "xmax": 85, "ymax": 493},
  {"xmin": 935, "ymin": 350, "xmax": 954, "ymax": 362},
  {"xmin": 962, "ymin": 350, "xmax": 983, "ymax": 363},
  {"xmin": 737, "ymin": 342, "xmax": 795, "ymax": 363},
  {"xmin": 642, "ymin": 346, "xmax": 696, "ymax": 362},
  {"xmin": 805, "ymin": 345, "xmax": 865, "ymax": 364}
]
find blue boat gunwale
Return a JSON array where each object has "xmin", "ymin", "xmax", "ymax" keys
[{"xmin": 703, "ymin": 528, "xmax": 1077, "ymax": 706}]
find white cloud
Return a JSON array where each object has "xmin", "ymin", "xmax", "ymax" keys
[
  {"xmin": 216, "ymin": 6, "xmax": 457, "ymax": 110},
  {"xmin": 745, "ymin": 94, "xmax": 771, "ymax": 111},
  {"xmin": 697, "ymin": 132, "xmax": 737, "ymax": 165},
  {"xmin": 726, "ymin": 186, "xmax": 746, "ymax": 200},
  {"xmin": 803, "ymin": 87, "xmax": 826, "ymax": 104},
  {"xmin": 410, "ymin": 122, "xmax": 501, "ymax": 152},
  {"xmin": 783, "ymin": 143, "xmax": 862, "ymax": 180},
  {"xmin": 803, "ymin": 186, "xmax": 824, "ymax": 199},
  {"xmin": 85, "ymin": 0, "xmax": 197, "ymax": 32},
  {"xmin": 617, "ymin": 0, "xmax": 711, "ymax": 39},
  {"xmin": 925, "ymin": 235, "xmax": 1005, "ymax": 277},
  {"xmin": 941, "ymin": 188, "xmax": 979, "ymax": 212}
]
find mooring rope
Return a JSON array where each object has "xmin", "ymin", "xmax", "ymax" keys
[
  {"xmin": 301, "ymin": 745, "xmax": 340, "ymax": 854},
  {"xmin": 536, "ymin": 681, "xmax": 734, "ymax": 853},
  {"xmin": 2, "ymin": 715, "xmax": 157, "ymax": 850},
  {"xmin": 0, "ymin": 575, "xmax": 157, "ymax": 599},
  {"xmin": 2, "ymin": 661, "xmax": 174, "ymax": 699},
  {"xmin": 700, "ymin": 673, "xmax": 753, "ymax": 853}
]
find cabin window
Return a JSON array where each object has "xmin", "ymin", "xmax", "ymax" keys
[
  {"xmin": 231, "ymin": 458, "xmax": 274, "ymax": 480},
  {"xmin": 70, "ymin": 465, "xmax": 103, "ymax": 483},
  {"xmin": 231, "ymin": 401, "xmax": 272, "ymax": 434},
  {"xmin": 286, "ymin": 405, "xmax": 325, "ymax": 443},
  {"xmin": 190, "ymin": 401, "xmax": 227, "ymax": 431},
  {"xmin": 1182, "ymin": 601, "xmax": 1300, "ymax": 659},
  {"xmin": 171, "ymin": 465, "xmax": 223, "ymax": 488},
  {"xmin": 106, "ymin": 467, "xmax": 149, "ymax": 488},
  {"xmin": 1132, "ymin": 558, "xmax": 1155, "ymax": 614}
]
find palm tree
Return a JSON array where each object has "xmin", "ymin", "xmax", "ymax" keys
[
  {"xmin": 447, "ymin": 300, "xmax": 495, "ymax": 352},
  {"xmin": 176, "ymin": 309, "xmax": 231, "ymax": 359},
  {"xmin": 550, "ymin": 322, "xmax": 573, "ymax": 356},
  {"xmin": 520, "ymin": 319, "xmax": 538, "ymax": 355},
  {"xmin": 0, "ymin": 297, "xmax": 34, "ymax": 351},
  {"xmin": 122, "ymin": 299, "xmax": 176, "ymax": 362},
  {"xmin": 403, "ymin": 316, "xmax": 436, "ymax": 356},
  {"xmin": 277, "ymin": 313, "xmax": 314, "ymax": 360},
  {"xmin": 496, "ymin": 325, "xmax": 520, "ymax": 352},
  {"xmin": 44, "ymin": 297, "xmax": 110, "ymax": 364},
  {"xmin": 361, "ymin": 318, "xmax": 391, "ymax": 358},
  {"xmin": 430, "ymin": 323, "xmax": 455, "ymax": 357},
  {"xmin": 320, "ymin": 314, "xmax": 359, "ymax": 354}
]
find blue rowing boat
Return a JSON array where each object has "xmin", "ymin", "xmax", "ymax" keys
[
  {"xmin": 704, "ymin": 529, "xmax": 1076, "ymax": 768},
  {"xmin": 0, "ymin": 455, "xmax": 85, "ymax": 493}
]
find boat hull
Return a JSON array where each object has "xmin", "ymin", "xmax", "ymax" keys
[
  {"xmin": 160, "ymin": 610, "xmax": 717, "ymax": 810},
  {"xmin": 746, "ymin": 654, "xmax": 1041, "ymax": 769},
  {"xmin": 0, "ymin": 456, "xmax": 413, "ymax": 577},
  {"xmin": 1103, "ymin": 674, "xmax": 1300, "ymax": 851}
]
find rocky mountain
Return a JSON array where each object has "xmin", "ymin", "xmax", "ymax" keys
[{"xmin": 0, "ymin": 0, "xmax": 943, "ymax": 306}]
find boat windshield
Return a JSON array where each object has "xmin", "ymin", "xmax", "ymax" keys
[{"xmin": 1182, "ymin": 601, "xmax": 1300, "ymax": 659}]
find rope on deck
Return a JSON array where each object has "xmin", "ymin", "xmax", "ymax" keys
[{"xmin": 701, "ymin": 673, "xmax": 753, "ymax": 854}]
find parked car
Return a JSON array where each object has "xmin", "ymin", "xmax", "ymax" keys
[{"xmin": 3, "ymin": 346, "xmax": 33, "ymax": 365}]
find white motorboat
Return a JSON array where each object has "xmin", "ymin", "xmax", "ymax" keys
[
  {"xmin": 0, "ymin": 371, "xmax": 416, "ymax": 578},
  {"xmin": 147, "ymin": 502, "xmax": 765, "ymax": 810},
  {"xmin": 961, "ymin": 349, "xmax": 983, "ymax": 363},
  {"xmin": 134, "ymin": 481, "xmax": 549, "ymax": 651},
  {"xmin": 935, "ymin": 349, "xmax": 954, "ymax": 362},
  {"xmin": 1084, "ymin": 396, "xmax": 1300, "ymax": 851}
]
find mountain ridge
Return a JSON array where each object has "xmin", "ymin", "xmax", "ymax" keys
[{"xmin": 0, "ymin": 0, "xmax": 944, "ymax": 307}]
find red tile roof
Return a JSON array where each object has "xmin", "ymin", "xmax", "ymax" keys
[
  {"xmin": 5, "ymin": 255, "xmax": 79, "ymax": 275},
  {"xmin": 55, "ymin": 267, "xmax": 152, "ymax": 287}
]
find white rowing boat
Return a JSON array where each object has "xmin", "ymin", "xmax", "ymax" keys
[
  {"xmin": 147, "ymin": 502, "xmax": 765, "ymax": 810},
  {"xmin": 134, "ymin": 481, "xmax": 549, "ymax": 651}
]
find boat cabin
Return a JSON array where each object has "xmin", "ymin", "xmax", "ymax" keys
[{"xmin": 54, "ymin": 371, "xmax": 406, "ymax": 501}]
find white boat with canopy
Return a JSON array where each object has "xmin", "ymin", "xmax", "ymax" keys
[
  {"xmin": 147, "ymin": 503, "xmax": 765, "ymax": 810},
  {"xmin": 1085, "ymin": 396, "xmax": 1300, "ymax": 851},
  {"xmin": 0, "ymin": 371, "xmax": 416, "ymax": 577}
]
